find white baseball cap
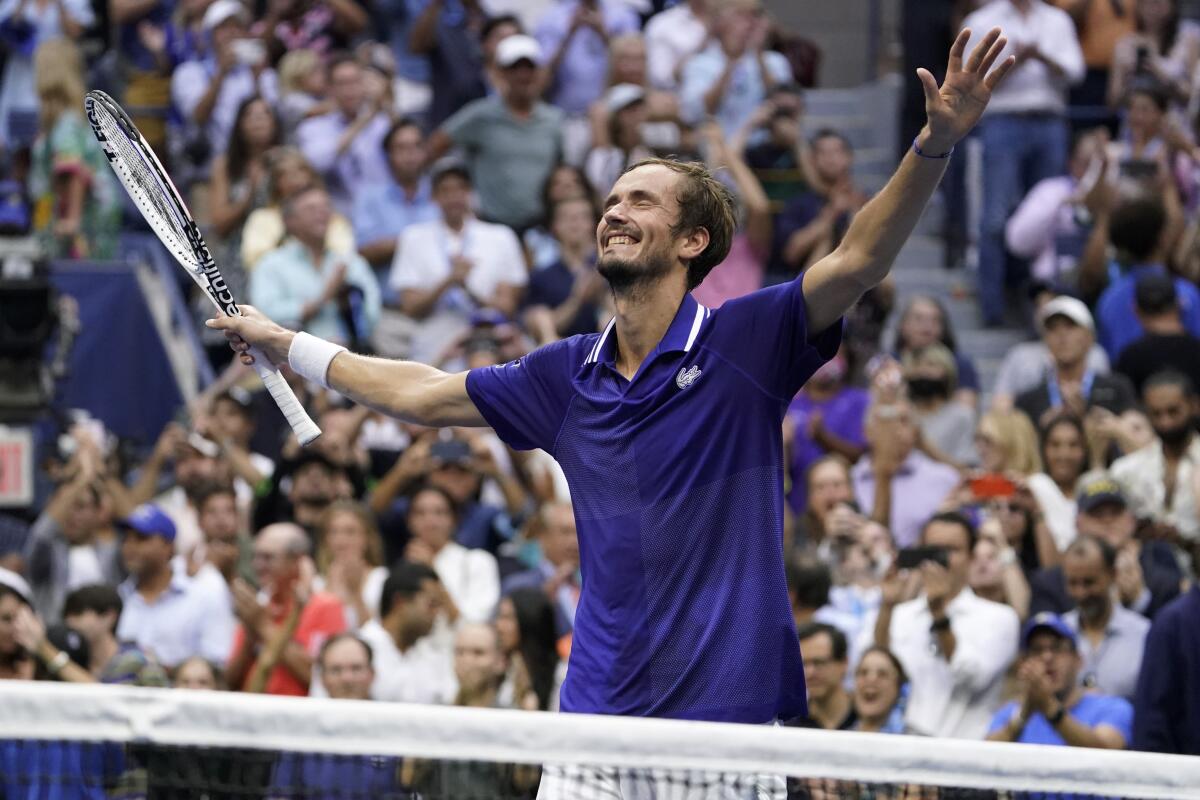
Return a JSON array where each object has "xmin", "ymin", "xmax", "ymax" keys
[
  {"xmin": 495, "ymin": 34, "xmax": 543, "ymax": 68},
  {"xmin": 203, "ymin": 0, "xmax": 249, "ymax": 32},
  {"xmin": 0, "ymin": 566, "xmax": 32, "ymax": 606},
  {"xmin": 1038, "ymin": 295, "xmax": 1094, "ymax": 332},
  {"xmin": 606, "ymin": 83, "xmax": 646, "ymax": 113}
]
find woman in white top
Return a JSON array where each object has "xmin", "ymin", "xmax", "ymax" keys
[
  {"xmin": 312, "ymin": 501, "xmax": 387, "ymax": 629},
  {"xmin": 404, "ymin": 485, "xmax": 500, "ymax": 625},
  {"xmin": 1027, "ymin": 413, "xmax": 1091, "ymax": 555},
  {"xmin": 584, "ymin": 84, "xmax": 655, "ymax": 200}
]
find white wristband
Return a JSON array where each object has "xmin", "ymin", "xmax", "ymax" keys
[{"xmin": 288, "ymin": 332, "xmax": 347, "ymax": 389}]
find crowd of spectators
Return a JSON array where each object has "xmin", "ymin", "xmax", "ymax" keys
[{"xmin": 2, "ymin": 0, "xmax": 1200, "ymax": 795}]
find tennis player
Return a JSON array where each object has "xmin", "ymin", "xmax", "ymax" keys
[{"xmin": 212, "ymin": 21, "xmax": 1010, "ymax": 749}]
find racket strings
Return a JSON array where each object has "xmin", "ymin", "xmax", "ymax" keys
[{"xmin": 91, "ymin": 107, "xmax": 202, "ymax": 273}]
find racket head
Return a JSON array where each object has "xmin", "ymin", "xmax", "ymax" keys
[{"xmin": 84, "ymin": 90, "xmax": 237, "ymax": 316}]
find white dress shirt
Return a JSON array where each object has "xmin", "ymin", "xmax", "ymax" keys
[
  {"xmin": 861, "ymin": 588, "xmax": 1019, "ymax": 739},
  {"xmin": 171, "ymin": 61, "xmax": 278, "ymax": 157},
  {"xmin": 1111, "ymin": 436, "xmax": 1200, "ymax": 541},
  {"xmin": 962, "ymin": 1, "xmax": 1085, "ymax": 115},
  {"xmin": 432, "ymin": 541, "xmax": 501, "ymax": 624},
  {"xmin": 356, "ymin": 619, "xmax": 458, "ymax": 704},
  {"xmin": 644, "ymin": 2, "xmax": 709, "ymax": 90}
]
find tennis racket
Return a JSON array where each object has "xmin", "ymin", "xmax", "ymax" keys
[{"xmin": 84, "ymin": 90, "xmax": 321, "ymax": 446}]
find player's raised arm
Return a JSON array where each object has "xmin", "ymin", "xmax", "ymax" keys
[
  {"xmin": 206, "ymin": 307, "xmax": 487, "ymax": 428},
  {"xmin": 802, "ymin": 28, "xmax": 1015, "ymax": 334}
]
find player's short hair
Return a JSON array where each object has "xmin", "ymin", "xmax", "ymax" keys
[
  {"xmin": 318, "ymin": 632, "xmax": 374, "ymax": 670},
  {"xmin": 796, "ymin": 621, "xmax": 848, "ymax": 662},
  {"xmin": 920, "ymin": 511, "xmax": 977, "ymax": 553},
  {"xmin": 622, "ymin": 158, "xmax": 735, "ymax": 290},
  {"xmin": 379, "ymin": 561, "xmax": 440, "ymax": 618},
  {"xmin": 63, "ymin": 584, "xmax": 123, "ymax": 632}
]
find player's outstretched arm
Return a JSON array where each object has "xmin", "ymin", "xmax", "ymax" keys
[
  {"xmin": 802, "ymin": 27, "xmax": 1015, "ymax": 334},
  {"xmin": 206, "ymin": 307, "xmax": 487, "ymax": 428}
]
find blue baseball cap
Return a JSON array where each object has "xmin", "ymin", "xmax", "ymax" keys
[
  {"xmin": 1022, "ymin": 612, "xmax": 1077, "ymax": 651},
  {"xmin": 118, "ymin": 504, "xmax": 176, "ymax": 543}
]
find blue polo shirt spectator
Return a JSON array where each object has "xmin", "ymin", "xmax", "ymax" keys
[
  {"xmin": 1134, "ymin": 585, "xmax": 1200, "ymax": 755},
  {"xmin": 466, "ymin": 280, "xmax": 840, "ymax": 722},
  {"xmin": 1095, "ymin": 263, "xmax": 1200, "ymax": 359},
  {"xmin": 114, "ymin": 505, "xmax": 236, "ymax": 669},
  {"xmin": 534, "ymin": 0, "xmax": 641, "ymax": 115},
  {"xmin": 988, "ymin": 613, "xmax": 1133, "ymax": 750},
  {"xmin": 351, "ymin": 118, "xmax": 440, "ymax": 275}
]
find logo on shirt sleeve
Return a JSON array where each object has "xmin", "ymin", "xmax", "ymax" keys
[{"xmin": 676, "ymin": 365, "xmax": 702, "ymax": 390}]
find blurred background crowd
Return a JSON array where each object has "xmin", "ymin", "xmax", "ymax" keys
[{"xmin": 1, "ymin": 0, "xmax": 1200, "ymax": 787}]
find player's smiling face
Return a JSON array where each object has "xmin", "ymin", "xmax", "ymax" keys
[{"xmin": 596, "ymin": 164, "xmax": 685, "ymax": 291}]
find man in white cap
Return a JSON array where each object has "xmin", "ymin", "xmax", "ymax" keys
[
  {"xmin": 171, "ymin": 0, "xmax": 278, "ymax": 159},
  {"xmin": 429, "ymin": 34, "xmax": 564, "ymax": 233},
  {"xmin": 1015, "ymin": 295, "xmax": 1137, "ymax": 427}
]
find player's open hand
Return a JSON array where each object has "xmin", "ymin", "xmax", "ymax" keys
[
  {"xmin": 205, "ymin": 304, "xmax": 294, "ymax": 368},
  {"xmin": 918, "ymin": 27, "xmax": 1015, "ymax": 154}
]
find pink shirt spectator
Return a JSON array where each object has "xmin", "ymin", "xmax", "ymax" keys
[{"xmin": 691, "ymin": 234, "xmax": 763, "ymax": 309}]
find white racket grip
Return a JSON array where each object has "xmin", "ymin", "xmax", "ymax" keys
[{"xmin": 252, "ymin": 354, "xmax": 322, "ymax": 446}]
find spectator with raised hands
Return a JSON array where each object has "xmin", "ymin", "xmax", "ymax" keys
[
  {"xmin": 296, "ymin": 54, "xmax": 393, "ymax": 216},
  {"xmin": 254, "ymin": 0, "xmax": 367, "ymax": 65},
  {"xmin": 643, "ymin": 0, "xmax": 710, "ymax": 92},
  {"xmin": 870, "ymin": 512, "xmax": 1020, "ymax": 739},
  {"xmin": 1108, "ymin": 0, "xmax": 1200, "ymax": 109},
  {"xmin": 969, "ymin": 516, "xmax": 1033, "ymax": 620},
  {"xmin": 275, "ymin": 49, "xmax": 330, "ymax": 135},
  {"xmin": 388, "ymin": 162, "xmax": 527, "ymax": 364},
  {"xmin": 535, "ymin": 0, "xmax": 640, "ymax": 118},
  {"xmin": 1115, "ymin": 272, "xmax": 1200, "ymax": 395},
  {"xmin": 171, "ymin": 1, "xmax": 278, "ymax": 170},
  {"xmin": 740, "ymin": 85, "xmax": 815, "ymax": 216},
  {"xmin": 61, "ymin": 584, "xmax": 123, "ymax": 677},
  {"xmin": 495, "ymin": 588, "xmax": 564, "ymax": 711},
  {"xmin": 988, "ymin": 612, "xmax": 1132, "ymax": 749},
  {"xmin": 1026, "ymin": 413, "xmax": 1091, "ymax": 556},
  {"xmin": 584, "ymin": 85, "xmax": 655, "ymax": 198},
  {"xmin": 403, "ymin": 484, "xmax": 500, "ymax": 625},
  {"xmin": 679, "ymin": 0, "xmax": 790, "ymax": 138},
  {"xmin": 594, "ymin": 34, "xmax": 683, "ymax": 152},
  {"xmin": 312, "ymin": 501, "xmax": 387, "ymax": 628},
  {"xmin": 227, "ymin": 523, "xmax": 345, "ymax": 696},
  {"xmin": 249, "ymin": 184, "xmax": 381, "ymax": 349},
  {"xmin": 1, "ymin": 571, "xmax": 92, "ymax": 683},
  {"xmin": 24, "ymin": 433, "xmax": 122, "ymax": 624}
]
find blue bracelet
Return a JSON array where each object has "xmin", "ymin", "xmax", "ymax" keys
[{"xmin": 913, "ymin": 136, "xmax": 953, "ymax": 159}]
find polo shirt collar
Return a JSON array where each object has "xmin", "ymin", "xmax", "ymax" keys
[{"xmin": 584, "ymin": 292, "xmax": 710, "ymax": 367}]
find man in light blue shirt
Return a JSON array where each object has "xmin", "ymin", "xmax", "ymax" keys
[
  {"xmin": 297, "ymin": 55, "xmax": 391, "ymax": 215},
  {"xmin": 251, "ymin": 186, "xmax": 381, "ymax": 346},
  {"xmin": 535, "ymin": 0, "xmax": 641, "ymax": 115},
  {"xmin": 352, "ymin": 118, "xmax": 440, "ymax": 270},
  {"xmin": 114, "ymin": 505, "xmax": 235, "ymax": 669},
  {"xmin": 679, "ymin": 1, "xmax": 791, "ymax": 138}
]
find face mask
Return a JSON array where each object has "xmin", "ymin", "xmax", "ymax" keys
[{"xmin": 907, "ymin": 377, "xmax": 949, "ymax": 400}]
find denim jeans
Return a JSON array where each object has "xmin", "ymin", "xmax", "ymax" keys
[{"xmin": 977, "ymin": 113, "xmax": 1068, "ymax": 325}]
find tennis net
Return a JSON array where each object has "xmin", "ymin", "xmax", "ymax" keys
[{"xmin": 1, "ymin": 682, "xmax": 1196, "ymax": 800}]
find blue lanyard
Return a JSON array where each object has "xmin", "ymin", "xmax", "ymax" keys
[{"xmin": 1046, "ymin": 369, "xmax": 1095, "ymax": 409}]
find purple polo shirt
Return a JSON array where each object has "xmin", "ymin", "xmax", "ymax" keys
[
  {"xmin": 851, "ymin": 451, "xmax": 961, "ymax": 548},
  {"xmin": 466, "ymin": 279, "xmax": 840, "ymax": 723},
  {"xmin": 786, "ymin": 388, "xmax": 870, "ymax": 513}
]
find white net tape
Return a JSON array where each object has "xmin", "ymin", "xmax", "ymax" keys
[{"xmin": 1, "ymin": 683, "xmax": 1197, "ymax": 799}]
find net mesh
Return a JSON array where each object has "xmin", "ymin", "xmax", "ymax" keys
[
  {"xmin": 85, "ymin": 93, "xmax": 205, "ymax": 275},
  {"xmin": 1, "ymin": 683, "xmax": 1197, "ymax": 800}
]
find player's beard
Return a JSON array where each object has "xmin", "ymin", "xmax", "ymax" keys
[{"xmin": 598, "ymin": 249, "xmax": 674, "ymax": 299}]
